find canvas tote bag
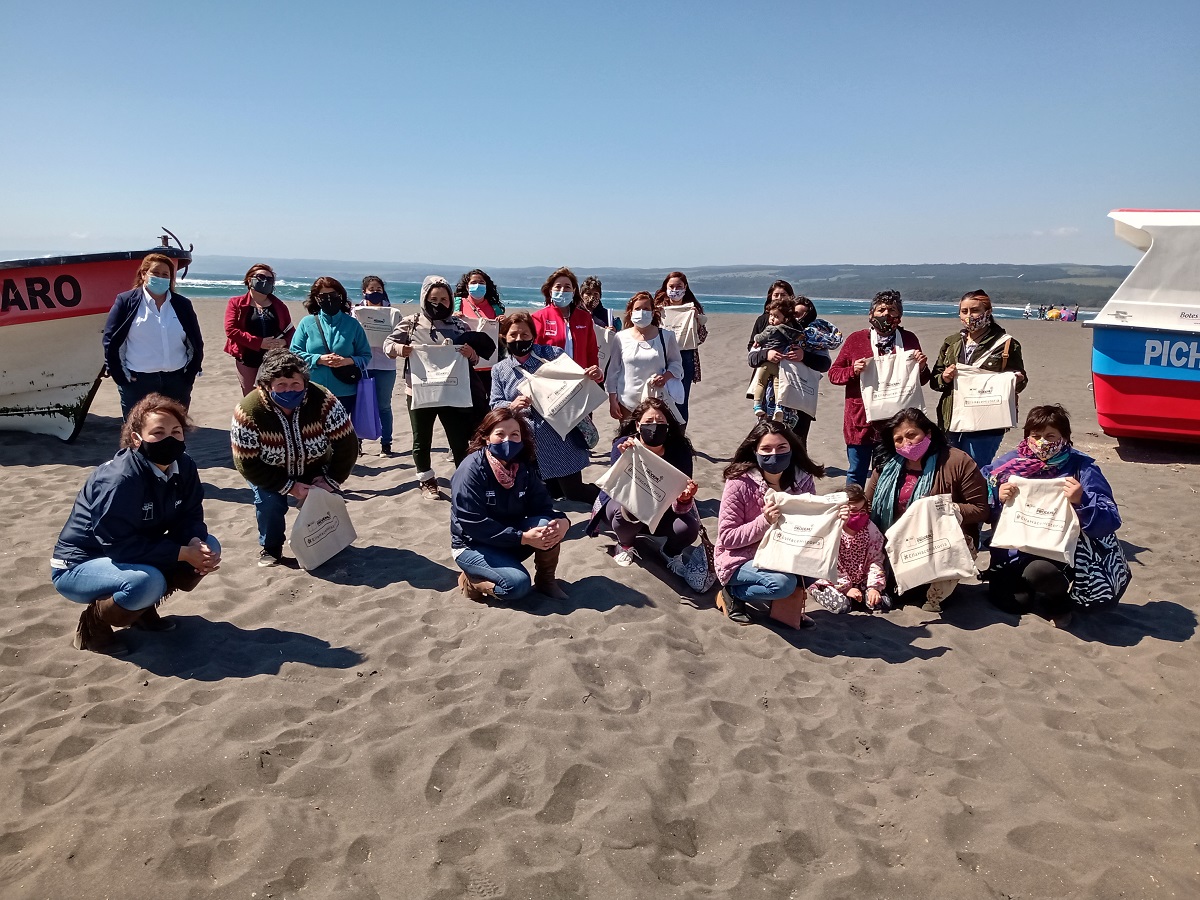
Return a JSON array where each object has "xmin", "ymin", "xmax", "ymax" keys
[
  {"xmin": 593, "ymin": 442, "xmax": 691, "ymax": 531},
  {"xmin": 861, "ymin": 349, "xmax": 925, "ymax": 422},
  {"xmin": 775, "ymin": 360, "xmax": 822, "ymax": 419},
  {"xmin": 949, "ymin": 336, "xmax": 1018, "ymax": 432},
  {"xmin": 290, "ymin": 486, "xmax": 357, "ymax": 571},
  {"xmin": 409, "ymin": 341, "xmax": 472, "ymax": 409},
  {"xmin": 884, "ymin": 494, "xmax": 977, "ymax": 594},
  {"xmin": 662, "ymin": 304, "xmax": 700, "ymax": 351},
  {"xmin": 753, "ymin": 491, "xmax": 847, "ymax": 582},
  {"xmin": 472, "ymin": 317, "xmax": 500, "ymax": 370},
  {"xmin": 991, "ymin": 475, "xmax": 1081, "ymax": 565},
  {"xmin": 517, "ymin": 353, "xmax": 608, "ymax": 439}
]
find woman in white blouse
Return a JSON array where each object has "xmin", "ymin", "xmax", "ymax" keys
[{"xmin": 604, "ymin": 292, "xmax": 684, "ymax": 420}]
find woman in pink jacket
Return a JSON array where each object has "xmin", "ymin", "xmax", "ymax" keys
[{"xmin": 715, "ymin": 421, "xmax": 826, "ymax": 625}]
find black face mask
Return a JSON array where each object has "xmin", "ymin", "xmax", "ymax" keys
[
  {"xmin": 138, "ymin": 435, "xmax": 186, "ymax": 466},
  {"xmin": 424, "ymin": 301, "xmax": 452, "ymax": 321},
  {"xmin": 508, "ymin": 338, "xmax": 535, "ymax": 357},
  {"xmin": 249, "ymin": 275, "xmax": 275, "ymax": 295},
  {"xmin": 363, "ymin": 290, "xmax": 388, "ymax": 305},
  {"xmin": 639, "ymin": 423, "xmax": 669, "ymax": 447},
  {"xmin": 318, "ymin": 299, "xmax": 343, "ymax": 316}
]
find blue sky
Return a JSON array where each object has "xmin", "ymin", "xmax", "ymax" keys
[{"xmin": 3, "ymin": 1, "xmax": 1197, "ymax": 267}]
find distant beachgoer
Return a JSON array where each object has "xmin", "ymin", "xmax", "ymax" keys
[
  {"xmin": 290, "ymin": 277, "xmax": 372, "ymax": 419},
  {"xmin": 930, "ymin": 289, "xmax": 1028, "ymax": 467},
  {"xmin": 828, "ymin": 290, "xmax": 931, "ymax": 486},
  {"xmin": 605, "ymin": 292, "xmax": 684, "ymax": 420},
  {"xmin": 383, "ymin": 276, "xmax": 496, "ymax": 500},
  {"xmin": 581, "ymin": 275, "xmax": 620, "ymax": 331},
  {"xmin": 981, "ymin": 404, "xmax": 1122, "ymax": 626},
  {"xmin": 51, "ymin": 394, "xmax": 220, "ymax": 654},
  {"xmin": 587, "ymin": 397, "xmax": 701, "ymax": 576},
  {"xmin": 1023, "ymin": 303, "xmax": 1033, "ymax": 319},
  {"xmin": 532, "ymin": 267, "xmax": 602, "ymax": 374},
  {"xmin": 450, "ymin": 408, "xmax": 570, "ymax": 602},
  {"xmin": 231, "ymin": 349, "xmax": 358, "ymax": 567},
  {"xmin": 223, "ymin": 263, "xmax": 294, "ymax": 396},
  {"xmin": 807, "ymin": 483, "xmax": 890, "ymax": 614},
  {"xmin": 490, "ymin": 311, "xmax": 597, "ymax": 503},
  {"xmin": 103, "ymin": 253, "xmax": 204, "ymax": 419},
  {"xmin": 714, "ymin": 420, "xmax": 826, "ymax": 626},
  {"xmin": 653, "ymin": 272, "xmax": 708, "ymax": 423},
  {"xmin": 455, "ymin": 268, "xmax": 506, "ymax": 404},
  {"xmin": 352, "ymin": 276, "xmax": 403, "ymax": 455},
  {"xmin": 864, "ymin": 407, "xmax": 988, "ymax": 609}
]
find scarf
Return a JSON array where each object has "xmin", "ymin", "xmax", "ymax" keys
[
  {"xmin": 486, "ymin": 453, "xmax": 518, "ymax": 489},
  {"xmin": 985, "ymin": 439, "xmax": 1072, "ymax": 503},
  {"xmin": 870, "ymin": 452, "xmax": 937, "ymax": 531}
]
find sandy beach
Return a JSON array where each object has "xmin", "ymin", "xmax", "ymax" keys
[{"xmin": 1, "ymin": 305, "xmax": 1198, "ymax": 899}]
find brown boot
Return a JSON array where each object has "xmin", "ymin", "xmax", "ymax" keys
[
  {"xmin": 458, "ymin": 571, "xmax": 496, "ymax": 603},
  {"xmin": 168, "ymin": 563, "xmax": 204, "ymax": 593},
  {"xmin": 533, "ymin": 544, "xmax": 569, "ymax": 600},
  {"xmin": 72, "ymin": 599, "xmax": 129, "ymax": 656},
  {"xmin": 132, "ymin": 603, "xmax": 176, "ymax": 632}
]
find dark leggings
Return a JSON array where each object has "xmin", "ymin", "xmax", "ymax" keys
[
  {"xmin": 989, "ymin": 556, "xmax": 1072, "ymax": 617},
  {"xmin": 605, "ymin": 500, "xmax": 700, "ymax": 556},
  {"xmin": 406, "ymin": 396, "xmax": 478, "ymax": 475},
  {"xmin": 545, "ymin": 471, "xmax": 600, "ymax": 504}
]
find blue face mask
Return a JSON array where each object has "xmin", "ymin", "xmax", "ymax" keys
[
  {"xmin": 756, "ymin": 450, "xmax": 792, "ymax": 474},
  {"xmin": 468, "ymin": 283, "xmax": 487, "ymax": 299},
  {"xmin": 146, "ymin": 275, "xmax": 171, "ymax": 295},
  {"xmin": 551, "ymin": 289, "xmax": 573, "ymax": 308},
  {"xmin": 363, "ymin": 291, "xmax": 388, "ymax": 306},
  {"xmin": 487, "ymin": 439, "xmax": 523, "ymax": 463},
  {"xmin": 270, "ymin": 389, "xmax": 306, "ymax": 410}
]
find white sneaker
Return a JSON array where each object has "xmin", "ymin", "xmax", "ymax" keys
[
  {"xmin": 613, "ymin": 545, "xmax": 638, "ymax": 567},
  {"xmin": 665, "ymin": 552, "xmax": 688, "ymax": 578}
]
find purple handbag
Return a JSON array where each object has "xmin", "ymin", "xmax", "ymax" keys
[{"xmin": 353, "ymin": 377, "xmax": 382, "ymax": 440}]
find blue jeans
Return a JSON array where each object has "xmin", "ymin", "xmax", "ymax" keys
[
  {"xmin": 455, "ymin": 516, "xmax": 553, "ymax": 600},
  {"xmin": 252, "ymin": 485, "xmax": 291, "ymax": 550},
  {"xmin": 369, "ymin": 368, "xmax": 397, "ymax": 444},
  {"xmin": 726, "ymin": 562, "xmax": 797, "ymax": 604},
  {"xmin": 52, "ymin": 536, "xmax": 221, "ymax": 611},
  {"xmin": 947, "ymin": 430, "xmax": 1005, "ymax": 469},
  {"xmin": 846, "ymin": 442, "xmax": 877, "ymax": 487},
  {"xmin": 679, "ymin": 350, "xmax": 696, "ymax": 423},
  {"xmin": 116, "ymin": 369, "xmax": 195, "ymax": 419}
]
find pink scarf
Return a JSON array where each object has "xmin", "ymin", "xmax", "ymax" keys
[{"xmin": 486, "ymin": 452, "xmax": 518, "ymax": 489}]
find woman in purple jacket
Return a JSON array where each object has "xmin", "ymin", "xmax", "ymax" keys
[
  {"xmin": 982, "ymin": 404, "xmax": 1122, "ymax": 625},
  {"xmin": 714, "ymin": 421, "xmax": 826, "ymax": 625}
]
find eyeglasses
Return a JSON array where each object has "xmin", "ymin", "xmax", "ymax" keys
[{"xmin": 316, "ymin": 292, "xmax": 342, "ymax": 303}]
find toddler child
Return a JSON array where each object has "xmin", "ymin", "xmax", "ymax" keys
[{"xmin": 808, "ymin": 484, "xmax": 890, "ymax": 613}]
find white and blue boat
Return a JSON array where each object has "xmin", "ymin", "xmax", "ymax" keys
[{"xmin": 1085, "ymin": 209, "xmax": 1200, "ymax": 443}]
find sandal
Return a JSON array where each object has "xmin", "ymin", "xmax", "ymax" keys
[{"xmin": 716, "ymin": 587, "xmax": 753, "ymax": 626}]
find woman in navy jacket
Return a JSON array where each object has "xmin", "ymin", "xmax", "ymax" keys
[
  {"xmin": 51, "ymin": 394, "xmax": 220, "ymax": 655},
  {"xmin": 103, "ymin": 253, "xmax": 204, "ymax": 419},
  {"xmin": 450, "ymin": 408, "xmax": 569, "ymax": 603}
]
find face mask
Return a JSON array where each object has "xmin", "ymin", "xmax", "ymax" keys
[
  {"xmin": 424, "ymin": 301, "xmax": 452, "ymax": 321},
  {"xmin": 896, "ymin": 434, "xmax": 932, "ymax": 461},
  {"xmin": 963, "ymin": 310, "xmax": 992, "ymax": 332},
  {"xmin": 1029, "ymin": 436, "xmax": 1066, "ymax": 460},
  {"xmin": 846, "ymin": 511, "xmax": 870, "ymax": 532},
  {"xmin": 869, "ymin": 314, "xmax": 899, "ymax": 336},
  {"xmin": 145, "ymin": 275, "xmax": 171, "ymax": 295},
  {"xmin": 467, "ymin": 283, "xmax": 487, "ymax": 299},
  {"xmin": 363, "ymin": 291, "xmax": 388, "ymax": 306},
  {"xmin": 639, "ymin": 422, "xmax": 669, "ymax": 447},
  {"xmin": 666, "ymin": 288, "xmax": 686, "ymax": 302},
  {"xmin": 487, "ymin": 439, "xmax": 522, "ymax": 463},
  {"xmin": 318, "ymin": 298, "xmax": 342, "ymax": 316},
  {"xmin": 551, "ymin": 288, "xmax": 573, "ymax": 308},
  {"xmin": 756, "ymin": 450, "xmax": 792, "ymax": 474},
  {"xmin": 630, "ymin": 309, "xmax": 653, "ymax": 328},
  {"xmin": 507, "ymin": 338, "xmax": 534, "ymax": 357},
  {"xmin": 249, "ymin": 275, "xmax": 275, "ymax": 295},
  {"xmin": 137, "ymin": 434, "xmax": 185, "ymax": 466},
  {"xmin": 270, "ymin": 389, "xmax": 305, "ymax": 410}
]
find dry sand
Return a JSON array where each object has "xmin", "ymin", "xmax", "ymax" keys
[{"xmin": 1, "ymin": 305, "xmax": 1198, "ymax": 899}]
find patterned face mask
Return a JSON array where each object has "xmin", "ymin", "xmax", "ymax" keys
[
  {"xmin": 963, "ymin": 310, "xmax": 993, "ymax": 332},
  {"xmin": 1028, "ymin": 436, "xmax": 1066, "ymax": 460}
]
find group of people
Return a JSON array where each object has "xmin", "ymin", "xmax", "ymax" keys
[
  {"xmin": 53, "ymin": 257, "xmax": 1124, "ymax": 654},
  {"xmin": 1024, "ymin": 303, "xmax": 1081, "ymax": 321}
]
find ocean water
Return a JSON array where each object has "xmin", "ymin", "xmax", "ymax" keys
[{"xmin": 180, "ymin": 274, "xmax": 1095, "ymax": 321}]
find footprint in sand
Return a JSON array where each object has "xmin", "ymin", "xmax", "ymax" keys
[
  {"xmin": 536, "ymin": 764, "xmax": 605, "ymax": 824},
  {"xmin": 426, "ymin": 745, "xmax": 461, "ymax": 805}
]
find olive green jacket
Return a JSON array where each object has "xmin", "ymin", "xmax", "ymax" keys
[{"xmin": 929, "ymin": 323, "xmax": 1028, "ymax": 432}]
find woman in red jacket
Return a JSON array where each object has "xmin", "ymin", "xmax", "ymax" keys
[
  {"xmin": 223, "ymin": 263, "xmax": 294, "ymax": 395},
  {"xmin": 531, "ymin": 267, "xmax": 603, "ymax": 382},
  {"xmin": 828, "ymin": 290, "xmax": 930, "ymax": 486}
]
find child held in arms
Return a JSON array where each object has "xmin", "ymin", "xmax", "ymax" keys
[{"xmin": 751, "ymin": 298, "xmax": 842, "ymax": 420}]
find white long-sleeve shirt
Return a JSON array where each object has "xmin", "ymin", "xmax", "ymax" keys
[{"xmin": 605, "ymin": 326, "xmax": 685, "ymax": 410}]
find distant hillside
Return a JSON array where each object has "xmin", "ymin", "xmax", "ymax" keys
[{"xmin": 192, "ymin": 257, "xmax": 1131, "ymax": 308}]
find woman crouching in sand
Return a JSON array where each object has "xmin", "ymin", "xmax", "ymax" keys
[
  {"xmin": 450, "ymin": 408, "xmax": 571, "ymax": 602},
  {"xmin": 714, "ymin": 421, "xmax": 825, "ymax": 626},
  {"xmin": 50, "ymin": 394, "xmax": 221, "ymax": 655}
]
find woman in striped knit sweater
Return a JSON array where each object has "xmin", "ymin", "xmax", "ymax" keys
[{"xmin": 231, "ymin": 349, "xmax": 359, "ymax": 567}]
